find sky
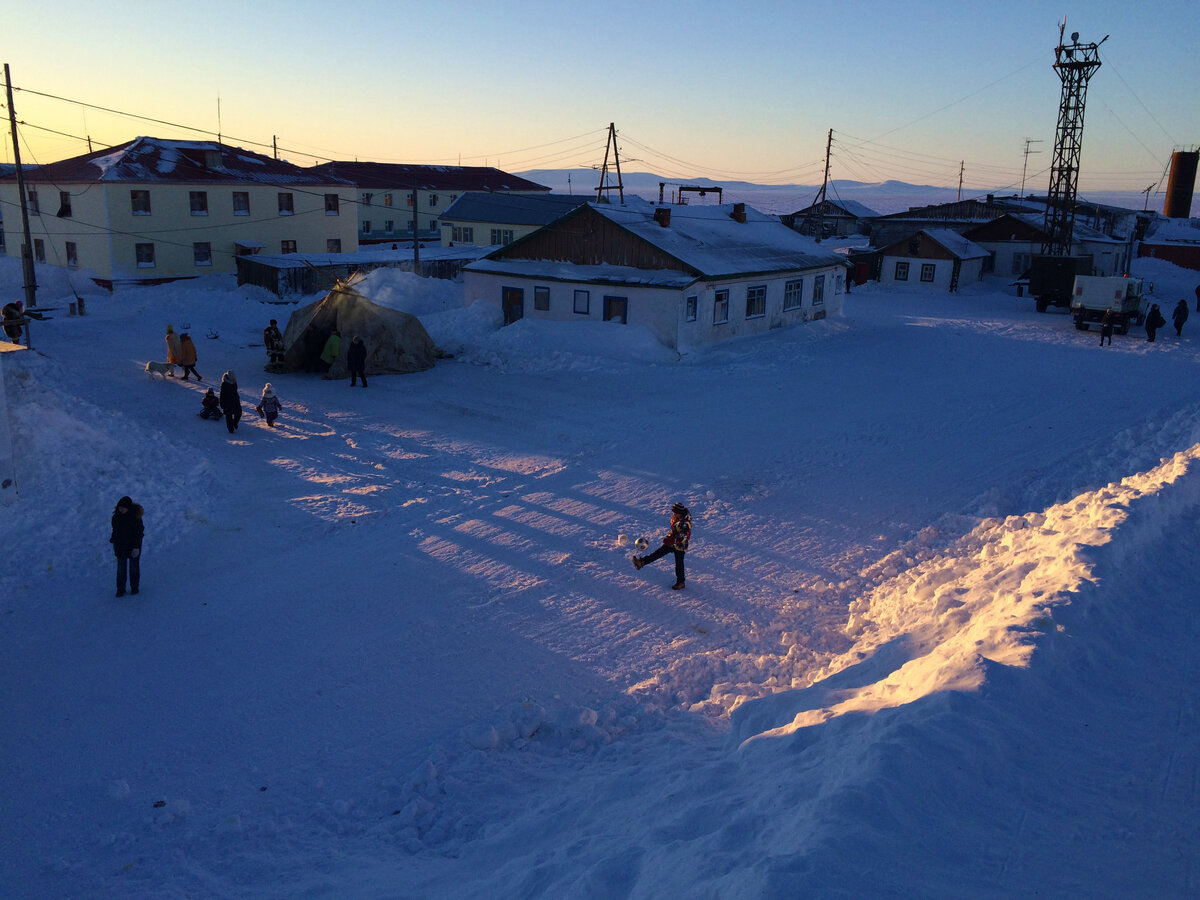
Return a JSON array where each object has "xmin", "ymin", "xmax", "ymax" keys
[
  {"xmin": 1, "ymin": 250, "xmax": 1198, "ymax": 896},
  {"xmin": 2, "ymin": 1, "xmax": 1199, "ymax": 197}
]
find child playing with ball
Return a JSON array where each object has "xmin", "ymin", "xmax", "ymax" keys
[{"xmin": 632, "ymin": 502, "xmax": 691, "ymax": 589}]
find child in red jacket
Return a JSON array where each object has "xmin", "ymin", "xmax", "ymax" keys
[{"xmin": 632, "ymin": 502, "xmax": 691, "ymax": 589}]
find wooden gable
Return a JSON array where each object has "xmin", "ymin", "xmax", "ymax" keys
[
  {"xmin": 964, "ymin": 214, "xmax": 1046, "ymax": 243},
  {"xmin": 488, "ymin": 206, "xmax": 697, "ymax": 275},
  {"xmin": 879, "ymin": 232, "xmax": 957, "ymax": 261}
]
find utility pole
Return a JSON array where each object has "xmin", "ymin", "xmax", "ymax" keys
[
  {"xmin": 1020, "ymin": 138, "xmax": 1043, "ymax": 197},
  {"xmin": 411, "ymin": 177, "xmax": 420, "ymax": 272},
  {"xmin": 801, "ymin": 129, "xmax": 833, "ymax": 241},
  {"xmin": 957, "ymin": 160, "xmax": 964, "ymax": 202},
  {"xmin": 4, "ymin": 63, "xmax": 38, "ymax": 321},
  {"xmin": 595, "ymin": 123, "xmax": 624, "ymax": 203}
]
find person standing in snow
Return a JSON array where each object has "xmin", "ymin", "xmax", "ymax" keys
[
  {"xmin": 110, "ymin": 495, "xmax": 144, "ymax": 597},
  {"xmin": 2, "ymin": 302, "xmax": 23, "ymax": 343},
  {"xmin": 1099, "ymin": 309, "xmax": 1114, "ymax": 347},
  {"xmin": 219, "ymin": 371, "xmax": 242, "ymax": 433},
  {"xmin": 1172, "ymin": 299, "xmax": 1188, "ymax": 337},
  {"xmin": 319, "ymin": 330, "xmax": 342, "ymax": 374},
  {"xmin": 347, "ymin": 335, "xmax": 368, "ymax": 387},
  {"xmin": 165, "ymin": 325, "xmax": 182, "ymax": 370},
  {"xmin": 1145, "ymin": 303, "xmax": 1166, "ymax": 343},
  {"xmin": 255, "ymin": 383, "xmax": 282, "ymax": 427},
  {"xmin": 1194, "ymin": 283, "xmax": 1200, "ymax": 313},
  {"xmin": 632, "ymin": 502, "xmax": 692, "ymax": 590},
  {"xmin": 178, "ymin": 332, "xmax": 202, "ymax": 381},
  {"xmin": 263, "ymin": 319, "xmax": 285, "ymax": 368}
]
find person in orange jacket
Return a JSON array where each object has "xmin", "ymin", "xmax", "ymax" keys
[{"xmin": 165, "ymin": 325, "xmax": 182, "ymax": 368}]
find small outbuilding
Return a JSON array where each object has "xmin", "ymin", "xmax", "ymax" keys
[
  {"xmin": 878, "ymin": 228, "xmax": 989, "ymax": 292},
  {"xmin": 276, "ymin": 281, "xmax": 440, "ymax": 378}
]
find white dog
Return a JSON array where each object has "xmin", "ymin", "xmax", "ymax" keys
[{"xmin": 145, "ymin": 361, "xmax": 176, "ymax": 379}]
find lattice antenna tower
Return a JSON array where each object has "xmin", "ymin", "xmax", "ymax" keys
[{"xmin": 1041, "ymin": 21, "xmax": 1107, "ymax": 256}]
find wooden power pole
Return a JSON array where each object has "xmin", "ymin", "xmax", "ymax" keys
[{"xmin": 4, "ymin": 64, "xmax": 39, "ymax": 315}]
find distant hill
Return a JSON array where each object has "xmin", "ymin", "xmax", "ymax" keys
[{"xmin": 517, "ymin": 168, "xmax": 1183, "ymax": 217}]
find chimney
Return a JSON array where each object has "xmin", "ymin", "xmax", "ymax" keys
[
  {"xmin": 653, "ymin": 207, "xmax": 672, "ymax": 227},
  {"xmin": 731, "ymin": 202, "xmax": 746, "ymax": 224}
]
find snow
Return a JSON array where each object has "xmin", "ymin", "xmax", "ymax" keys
[{"xmin": 1, "ymin": 253, "xmax": 1198, "ymax": 898}]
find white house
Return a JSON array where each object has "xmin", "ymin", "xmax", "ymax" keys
[
  {"xmin": 463, "ymin": 200, "xmax": 847, "ymax": 349},
  {"xmin": 0, "ymin": 137, "xmax": 359, "ymax": 288},
  {"xmin": 878, "ymin": 228, "xmax": 989, "ymax": 292}
]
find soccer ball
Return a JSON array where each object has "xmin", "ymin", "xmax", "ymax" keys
[{"xmin": 634, "ymin": 537, "xmax": 650, "ymax": 552}]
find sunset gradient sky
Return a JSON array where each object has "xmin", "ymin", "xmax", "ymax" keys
[{"xmin": 3, "ymin": 0, "xmax": 1198, "ymax": 195}]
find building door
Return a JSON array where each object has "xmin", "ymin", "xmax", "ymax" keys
[
  {"xmin": 603, "ymin": 296, "xmax": 628, "ymax": 323},
  {"xmin": 502, "ymin": 287, "xmax": 524, "ymax": 325}
]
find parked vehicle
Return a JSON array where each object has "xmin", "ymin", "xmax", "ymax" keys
[
  {"xmin": 1030, "ymin": 254, "xmax": 1094, "ymax": 312},
  {"xmin": 1070, "ymin": 275, "xmax": 1149, "ymax": 334}
]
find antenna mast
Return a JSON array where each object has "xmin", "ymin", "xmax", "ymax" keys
[{"xmin": 1041, "ymin": 22, "xmax": 1107, "ymax": 256}]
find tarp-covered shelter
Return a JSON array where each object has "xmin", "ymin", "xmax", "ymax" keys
[{"xmin": 275, "ymin": 282, "xmax": 439, "ymax": 378}]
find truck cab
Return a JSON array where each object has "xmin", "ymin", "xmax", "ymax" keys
[{"xmin": 1070, "ymin": 275, "xmax": 1147, "ymax": 334}]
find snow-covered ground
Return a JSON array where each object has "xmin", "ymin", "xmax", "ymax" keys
[{"xmin": 1, "ymin": 256, "xmax": 1198, "ymax": 898}]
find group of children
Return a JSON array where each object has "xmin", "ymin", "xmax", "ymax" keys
[{"xmin": 199, "ymin": 374, "xmax": 283, "ymax": 431}]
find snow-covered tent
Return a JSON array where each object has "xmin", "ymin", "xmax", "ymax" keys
[{"xmin": 276, "ymin": 281, "xmax": 439, "ymax": 378}]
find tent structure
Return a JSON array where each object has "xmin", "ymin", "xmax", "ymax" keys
[{"xmin": 274, "ymin": 282, "xmax": 440, "ymax": 378}]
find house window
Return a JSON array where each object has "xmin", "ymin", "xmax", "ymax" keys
[
  {"xmin": 277, "ymin": 193, "xmax": 294, "ymax": 215},
  {"xmin": 382, "ymin": 193, "xmax": 392, "ymax": 206},
  {"xmin": 574, "ymin": 289, "xmax": 590, "ymax": 315},
  {"xmin": 603, "ymin": 296, "xmax": 628, "ymax": 323},
  {"xmin": 131, "ymin": 190, "xmax": 151, "ymax": 215},
  {"xmin": 686, "ymin": 295, "xmax": 698, "ymax": 322},
  {"xmin": 327, "ymin": 239, "xmax": 342, "ymax": 253},
  {"xmin": 33, "ymin": 239, "xmax": 45, "ymax": 263},
  {"xmin": 407, "ymin": 192, "xmax": 415, "ymax": 207},
  {"xmin": 135, "ymin": 243, "xmax": 155, "ymax": 268},
  {"xmin": 363, "ymin": 193, "xmax": 373, "ymax": 206},
  {"xmin": 429, "ymin": 193, "xmax": 438, "ymax": 207},
  {"xmin": 784, "ymin": 279, "xmax": 803, "ymax": 310},
  {"xmin": 813, "ymin": 274, "xmax": 825, "ymax": 306},
  {"xmin": 407, "ymin": 219, "xmax": 415, "ymax": 232},
  {"xmin": 745, "ymin": 285, "xmax": 766, "ymax": 319},
  {"xmin": 281, "ymin": 240, "xmax": 297, "ymax": 254},
  {"xmin": 894, "ymin": 261, "xmax": 909, "ymax": 281},
  {"xmin": 534, "ymin": 286, "xmax": 550, "ymax": 311},
  {"xmin": 190, "ymin": 191, "xmax": 208, "ymax": 215},
  {"xmin": 713, "ymin": 289, "xmax": 729, "ymax": 324},
  {"xmin": 384, "ymin": 220, "xmax": 394, "ymax": 234},
  {"xmin": 325, "ymin": 194, "xmax": 340, "ymax": 215},
  {"xmin": 452, "ymin": 226, "xmax": 473, "ymax": 243},
  {"xmin": 490, "ymin": 228, "xmax": 515, "ymax": 245},
  {"xmin": 66, "ymin": 242, "xmax": 78, "ymax": 266},
  {"xmin": 233, "ymin": 192, "xmax": 249, "ymax": 215},
  {"xmin": 58, "ymin": 190, "xmax": 73, "ymax": 217},
  {"xmin": 362, "ymin": 220, "xmax": 372, "ymax": 234},
  {"xmin": 920, "ymin": 263, "xmax": 936, "ymax": 282},
  {"xmin": 1011, "ymin": 252, "xmax": 1031, "ymax": 276},
  {"xmin": 193, "ymin": 242, "xmax": 212, "ymax": 266},
  {"xmin": 28, "ymin": 190, "xmax": 39, "ymax": 215}
]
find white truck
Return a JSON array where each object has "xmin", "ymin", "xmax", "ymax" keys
[{"xmin": 1070, "ymin": 275, "xmax": 1149, "ymax": 334}]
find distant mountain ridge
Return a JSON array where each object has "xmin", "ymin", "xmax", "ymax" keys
[{"xmin": 516, "ymin": 168, "xmax": 1180, "ymax": 217}]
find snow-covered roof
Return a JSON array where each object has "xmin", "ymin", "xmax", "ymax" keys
[
  {"xmin": 589, "ymin": 201, "xmax": 845, "ymax": 278},
  {"xmin": 1142, "ymin": 216, "xmax": 1200, "ymax": 244},
  {"xmin": 906, "ymin": 228, "xmax": 991, "ymax": 260},
  {"xmin": 441, "ymin": 192, "xmax": 589, "ymax": 226},
  {"xmin": 307, "ymin": 161, "xmax": 550, "ymax": 193},
  {"xmin": 790, "ymin": 198, "xmax": 879, "ymax": 218},
  {"xmin": 464, "ymin": 257, "xmax": 698, "ymax": 288},
  {"xmin": 3, "ymin": 137, "xmax": 349, "ymax": 186}
]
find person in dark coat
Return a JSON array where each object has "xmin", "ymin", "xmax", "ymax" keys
[
  {"xmin": 219, "ymin": 371, "xmax": 242, "ymax": 433},
  {"xmin": 198, "ymin": 388, "xmax": 223, "ymax": 420},
  {"xmin": 263, "ymin": 319, "xmax": 285, "ymax": 367},
  {"xmin": 632, "ymin": 502, "xmax": 693, "ymax": 590},
  {"xmin": 1172, "ymin": 299, "xmax": 1189, "ymax": 336},
  {"xmin": 1145, "ymin": 303, "xmax": 1166, "ymax": 342},
  {"xmin": 1194, "ymin": 283, "xmax": 1200, "ymax": 313},
  {"xmin": 1099, "ymin": 309, "xmax": 1114, "ymax": 346},
  {"xmin": 110, "ymin": 496, "xmax": 144, "ymax": 597},
  {"xmin": 347, "ymin": 335, "xmax": 368, "ymax": 387},
  {"xmin": 2, "ymin": 302, "xmax": 23, "ymax": 343}
]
